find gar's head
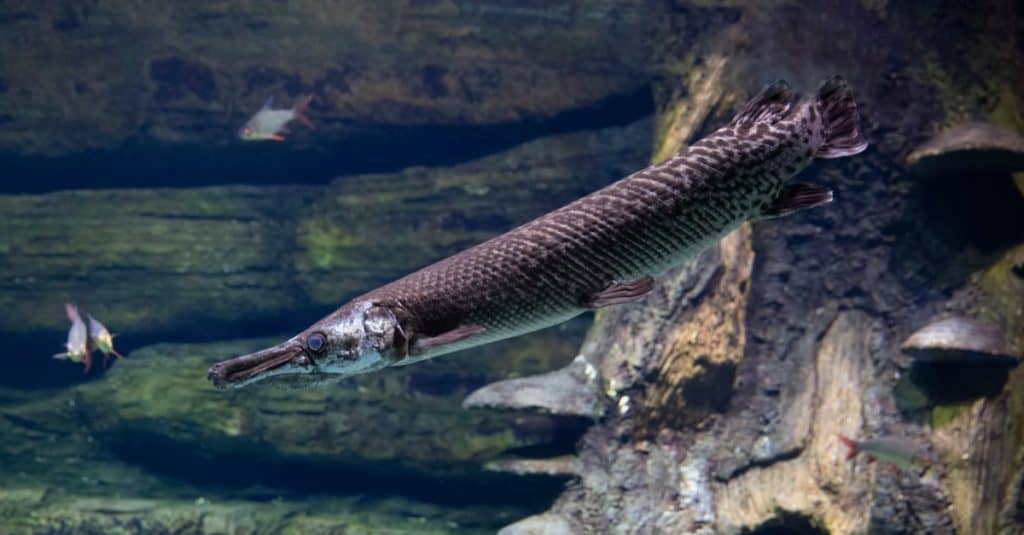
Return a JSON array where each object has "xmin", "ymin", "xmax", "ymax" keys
[{"xmin": 207, "ymin": 301, "xmax": 404, "ymax": 389}]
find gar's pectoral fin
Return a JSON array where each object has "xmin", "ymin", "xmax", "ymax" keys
[
  {"xmin": 410, "ymin": 324, "xmax": 487, "ymax": 356},
  {"xmin": 586, "ymin": 275, "xmax": 655, "ymax": 308},
  {"xmin": 761, "ymin": 182, "xmax": 833, "ymax": 218}
]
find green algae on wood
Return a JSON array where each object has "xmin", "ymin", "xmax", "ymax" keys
[
  {"xmin": 75, "ymin": 319, "xmax": 588, "ymax": 472},
  {"xmin": 0, "ymin": 1, "xmax": 665, "ymax": 156},
  {"xmin": 0, "ymin": 485, "xmax": 505, "ymax": 535},
  {"xmin": 0, "ymin": 185, "xmax": 317, "ymax": 336},
  {"xmin": 0, "ymin": 120, "xmax": 651, "ymax": 339}
]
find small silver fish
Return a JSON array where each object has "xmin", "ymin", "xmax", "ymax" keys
[
  {"xmin": 54, "ymin": 303, "xmax": 91, "ymax": 373},
  {"xmin": 837, "ymin": 434, "xmax": 931, "ymax": 470},
  {"xmin": 86, "ymin": 313, "xmax": 124, "ymax": 368},
  {"xmin": 238, "ymin": 95, "xmax": 315, "ymax": 141}
]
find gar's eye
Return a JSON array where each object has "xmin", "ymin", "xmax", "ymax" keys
[{"xmin": 306, "ymin": 332, "xmax": 326, "ymax": 353}]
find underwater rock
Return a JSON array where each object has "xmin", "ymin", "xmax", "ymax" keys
[
  {"xmin": 907, "ymin": 121, "xmax": 1024, "ymax": 175},
  {"xmin": 497, "ymin": 513, "xmax": 577, "ymax": 535},
  {"xmin": 73, "ymin": 323, "xmax": 588, "ymax": 478},
  {"xmin": 901, "ymin": 316, "xmax": 1019, "ymax": 364},
  {"xmin": 0, "ymin": 381, "xmax": 551, "ymax": 534},
  {"xmin": 463, "ymin": 356, "xmax": 605, "ymax": 419},
  {"xmin": 0, "ymin": 1, "xmax": 665, "ymax": 157},
  {"xmin": 931, "ymin": 389, "xmax": 1023, "ymax": 535},
  {"xmin": 0, "ymin": 485, "xmax": 512, "ymax": 535},
  {"xmin": 484, "ymin": 456, "xmax": 579, "ymax": 477},
  {"xmin": 498, "ymin": 2, "xmax": 1024, "ymax": 530}
]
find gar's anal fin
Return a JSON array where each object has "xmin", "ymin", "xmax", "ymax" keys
[
  {"xmin": 586, "ymin": 275, "xmax": 655, "ymax": 309},
  {"xmin": 762, "ymin": 182, "xmax": 833, "ymax": 218},
  {"xmin": 412, "ymin": 324, "xmax": 487, "ymax": 355}
]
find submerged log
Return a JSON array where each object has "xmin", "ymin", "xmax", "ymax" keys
[
  {"xmin": 0, "ymin": 2, "xmax": 665, "ymax": 157},
  {"xmin": 73, "ymin": 320, "xmax": 589, "ymax": 474},
  {"xmin": 0, "ymin": 120, "xmax": 651, "ymax": 341}
]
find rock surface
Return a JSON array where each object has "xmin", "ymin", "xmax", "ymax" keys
[
  {"xmin": 72, "ymin": 320, "xmax": 589, "ymax": 473},
  {"xmin": 488, "ymin": 1, "xmax": 1024, "ymax": 533},
  {"xmin": 463, "ymin": 355, "xmax": 605, "ymax": 418},
  {"xmin": 0, "ymin": 488, "xmax": 506, "ymax": 535},
  {"xmin": 485, "ymin": 456, "xmax": 579, "ymax": 477},
  {"xmin": 907, "ymin": 121, "xmax": 1024, "ymax": 173},
  {"xmin": 0, "ymin": 322, "xmax": 588, "ymax": 533},
  {"xmin": 0, "ymin": 1, "xmax": 665, "ymax": 157},
  {"xmin": 902, "ymin": 316, "xmax": 1019, "ymax": 363}
]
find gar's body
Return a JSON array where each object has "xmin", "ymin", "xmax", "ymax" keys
[{"xmin": 209, "ymin": 77, "xmax": 867, "ymax": 389}]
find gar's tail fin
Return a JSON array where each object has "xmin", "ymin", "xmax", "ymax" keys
[
  {"xmin": 292, "ymin": 95, "xmax": 315, "ymax": 130},
  {"xmin": 816, "ymin": 76, "xmax": 868, "ymax": 159},
  {"xmin": 837, "ymin": 434, "xmax": 858, "ymax": 461}
]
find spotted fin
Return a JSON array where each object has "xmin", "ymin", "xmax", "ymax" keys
[
  {"xmin": 411, "ymin": 324, "xmax": 486, "ymax": 355},
  {"xmin": 586, "ymin": 276, "xmax": 655, "ymax": 308},
  {"xmin": 762, "ymin": 182, "xmax": 833, "ymax": 218},
  {"xmin": 816, "ymin": 76, "xmax": 868, "ymax": 158},
  {"xmin": 731, "ymin": 80, "xmax": 797, "ymax": 128}
]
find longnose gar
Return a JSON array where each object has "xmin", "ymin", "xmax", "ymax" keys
[{"xmin": 209, "ymin": 77, "xmax": 867, "ymax": 389}]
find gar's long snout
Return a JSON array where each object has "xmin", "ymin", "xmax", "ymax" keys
[{"xmin": 207, "ymin": 339, "xmax": 306, "ymax": 389}]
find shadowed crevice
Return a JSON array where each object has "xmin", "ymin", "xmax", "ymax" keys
[
  {"xmin": 0, "ymin": 85, "xmax": 654, "ymax": 194},
  {"xmin": 102, "ymin": 429, "xmax": 568, "ymax": 510}
]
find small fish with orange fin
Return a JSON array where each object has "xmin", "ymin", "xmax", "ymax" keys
[
  {"xmin": 54, "ymin": 303, "xmax": 92, "ymax": 373},
  {"xmin": 837, "ymin": 434, "xmax": 933, "ymax": 470},
  {"xmin": 87, "ymin": 313, "xmax": 124, "ymax": 368},
  {"xmin": 238, "ymin": 95, "xmax": 315, "ymax": 142}
]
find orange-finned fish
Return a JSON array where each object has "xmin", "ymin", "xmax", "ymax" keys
[
  {"xmin": 837, "ymin": 434, "xmax": 930, "ymax": 470},
  {"xmin": 86, "ymin": 314, "xmax": 123, "ymax": 368},
  {"xmin": 54, "ymin": 303, "xmax": 91, "ymax": 373},
  {"xmin": 238, "ymin": 95, "xmax": 315, "ymax": 142}
]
